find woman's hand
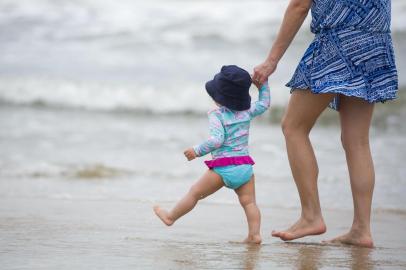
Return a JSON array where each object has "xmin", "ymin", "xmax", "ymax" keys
[{"xmin": 253, "ymin": 59, "xmax": 277, "ymax": 85}]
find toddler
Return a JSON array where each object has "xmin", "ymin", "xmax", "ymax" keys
[{"xmin": 154, "ymin": 65, "xmax": 270, "ymax": 244}]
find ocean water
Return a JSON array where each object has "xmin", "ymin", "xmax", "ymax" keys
[
  {"xmin": 0, "ymin": 0, "xmax": 405, "ymax": 113},
  {"xmin": 0, "ymin": 104, "xmax": 405, "ymax": 211}
]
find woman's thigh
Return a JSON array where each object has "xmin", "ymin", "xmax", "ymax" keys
[
  {"xmin": 282, "ymin": 90, "xmax": 335, "ymax": 134},
  {"xmin": 339, "ymin": 95, "xmax": 374, "ymax": 148}
]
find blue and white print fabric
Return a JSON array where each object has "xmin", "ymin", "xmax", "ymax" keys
[{"xmin": 286, "ymin": 0, "xmax": 398, "ymax": 110}]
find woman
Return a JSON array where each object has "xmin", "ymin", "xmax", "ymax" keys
[{"xmin": 253, "ymin": 0, "xmax": 398, "ymax": 248}]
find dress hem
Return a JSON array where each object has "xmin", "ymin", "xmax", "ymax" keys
[{"xmin": 286, "ymin": 82, "xmax": 398, "ymax": 108}]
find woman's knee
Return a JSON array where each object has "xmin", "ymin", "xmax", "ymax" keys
[
  {"xmin": 281, "ymin": 91, "xmax": 332, "ymax": 138},
  {"xmin": 341, "ymin": 131, "xmax": 370, "ymax": 152},
  {"xmin": 281, "ymin": 114, "xmax": 311, "ymax": 139}
]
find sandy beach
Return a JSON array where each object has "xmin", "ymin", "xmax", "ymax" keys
[{"xmin": 1, "ymin": 197, "xmax": 406, "ymax": 269}]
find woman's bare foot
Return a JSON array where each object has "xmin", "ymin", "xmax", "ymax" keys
[
  {"xmin": 322, "ymin": 230, "xmax": 374, "ymax": 248},
  {"xmin": 272, "ymin": 217, "xmax": 326, "ymax": 241},
  {"xmin": 153, "ymin": 205, "xmax": 174, "ymax": 226},
  {"xmin": 243, "ymin": 234, "xmax": 262, "ymax": 244}
]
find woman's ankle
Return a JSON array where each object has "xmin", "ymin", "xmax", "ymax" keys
[
  {"xmin": 301, "ymin": 210, "xmax": 324, "ymax": 223},
  {"xmin": 350, "ymin": 223, "xmax": 372, "ymax": 236}
]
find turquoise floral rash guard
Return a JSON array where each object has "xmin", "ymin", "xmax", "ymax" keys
[{"xmin": 193, "ymin": 82, "xmax": 270, "ymax": 160}]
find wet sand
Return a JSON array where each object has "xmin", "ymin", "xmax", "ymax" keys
[{"xmin": 1, "ymin": 197, "xmax": 405, "ymax": 269}]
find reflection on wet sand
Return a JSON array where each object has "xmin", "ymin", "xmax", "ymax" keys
[
  {"xmin": 153, "ymin": 240, "xmax": 262, "ymax": 269},
  {"xmin": 282, "ymin": 242, "xmax": 324, "ymax": 270},
  {"xmin": 284, "ymin": 242, "xmax": 374, "ymax": 270},
  {"xmin": 348, "ymin": 246, "xmax": 373, "ymax": 270},
  {"xmin": 279, "ymin": 240, "xmax": 406, "ymax": 269},
  {"xmin": 240, "ymin": 244, "xmax": 261, "ymax": 270},
  {"xmin": 294, "ymin": 243, "xmax": 324, "ymax": 270}
]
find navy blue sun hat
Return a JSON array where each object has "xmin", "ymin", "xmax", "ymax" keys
[{"xmin": 205, "ymin": 65, "xmax": 252, "ymax": 111}]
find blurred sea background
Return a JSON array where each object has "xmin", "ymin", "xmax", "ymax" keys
[{"xmin": 0, "ymin": 0, "xmax": 405, "ymax": 269}]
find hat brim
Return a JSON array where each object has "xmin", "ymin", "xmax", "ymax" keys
[
  {"xmin": 205, "ymin": 76, "xmax": 223, "ymax": 103},
  {"xmin": 205, "ymin": 74, "xmax": 251, "ymax": 111}
]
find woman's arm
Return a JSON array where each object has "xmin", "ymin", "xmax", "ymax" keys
[{"xmin": 253, "ymin": 0, "xmax": 312, "ymax": 84}]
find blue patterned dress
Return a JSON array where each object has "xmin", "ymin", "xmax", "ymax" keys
[{"xmin": 286, "ymin": 0, "xmax": 398, "ymax": 110}]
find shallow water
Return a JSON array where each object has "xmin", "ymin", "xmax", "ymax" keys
[
  {"xmin": 1, "ymin": 105, "xmax": 406, "ymax": 269},
  {"xmin": 0, "ymin": 105, "xmax": 405, "ymax": 211}
]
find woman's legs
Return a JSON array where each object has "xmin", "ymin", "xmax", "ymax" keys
[
  {"xmin": 235, "ymin": 175, "xmax": 262, "ymax": 244},
  {"xmin": 324, "ymin": 95, "xmax": 375, "ymax": 248},
  {"xmin": 272, "ymin": 89, "xmax": 334, "ymax": 241},
  {"xmin": 154, "ymin": 169, "xmax": 224, "ymax": 225}
]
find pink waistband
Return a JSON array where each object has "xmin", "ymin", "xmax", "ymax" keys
[{"xmin": 204, "ymin": 156, "xmax": 255, "ymax": 169}]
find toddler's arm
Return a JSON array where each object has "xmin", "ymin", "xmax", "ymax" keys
[
  {"xmin": 249, "ymin": 81, "xmax": 271, "ymax": 118},
  {"xmin": 191, "ymin": 111, "xmax": 225, "ymax": 158}
]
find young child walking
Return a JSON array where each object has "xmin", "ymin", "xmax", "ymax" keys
[{"xmin": 153, "ymin": 65, "xmax": 270, "ymax": 244}]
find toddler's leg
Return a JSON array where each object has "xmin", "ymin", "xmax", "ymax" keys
[
  {"xmin": 235, "ymin": 175, "xmax": 262, "ymax": 244},
  {"xmin": 154, "ymin": 169, "xmax": 224, "ymax": 226}
]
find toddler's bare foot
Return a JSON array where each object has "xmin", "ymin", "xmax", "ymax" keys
[
  {"xmin": 272, "ymin": 217, "xmax": 326, "ymax": 241},
  {"xmin": 153, "ymin": 205, "xmax": 174, "ymax": 226},
  {"xmin": 322, "ymin": 230, "xmax": 374, "ymax": 248},
  {"xmin": 243, "ymin": 234, "xmax": 262, "ymax": 244}
]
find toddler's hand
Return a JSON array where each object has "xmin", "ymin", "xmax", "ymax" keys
[
  {"xmin": 251, "ymin": 77, "xmax": 262, "ymax": 89},
  {"xmin": 251, "ymin": 77, "xmax": 267, "ymax": 90},
  {"xmin": 184, "ymin": 148, "xmax": 197, "ymax": 161}
]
